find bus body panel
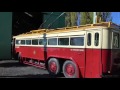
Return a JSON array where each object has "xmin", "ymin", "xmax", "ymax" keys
[
  {"xmin": 101, "ymin": 49, "xmax": 111, "ymax": 73},
  {"xmin": 15, "ymin": 45, "xmax": 105, "ymax": 78},
  {"xmin": 85, "ymin": 49, "xmax": 102, "ymax": 78},
  {"xmin": 16, "ymin": 46, "xmax": 45, "ymax": 60},
  {"xmin": 111, "ymin": 49, "xmax": 120, "ymax": 73}
]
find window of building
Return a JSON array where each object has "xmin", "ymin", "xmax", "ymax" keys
[{"xmin": 70, "ymin": 37, "xmax": 84, "ymax": 46}]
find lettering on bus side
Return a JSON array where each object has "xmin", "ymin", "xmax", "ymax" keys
[{"xmin": 70, "ymin": 49, "xmax": 84, "ymax": 51}]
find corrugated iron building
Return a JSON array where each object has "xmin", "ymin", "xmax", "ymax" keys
[
  {"xmin": 0, "ymin": 12, "xmax": 12, "ymax": 59},
  {"xmin": 0, "ymin": 12, "xmax": 65, "ymax": 59},
  {"xmin": 42, "ymin": 12, "xmax": 65, "ymax": 29}
]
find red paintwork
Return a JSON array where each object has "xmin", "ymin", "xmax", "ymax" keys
[
  {"xmin": 15, "ymin": 46, "xmax": 120, "ymax": 78},
  {"xmin": 23, "ymin": 61, "xmax": 46, "ymax": 69},
  {"xmin": 16, "ymin": 46, "xmax": 44, "ymax": 60},
  {"xmin": 101, "ymin": 49, "xmax": 111, "ymax": 73},
  {"xmin": 15, "ymin": 46, "xmax": 86, "ymax": 77},
  {"xmin": 85, "ymin": 49, "xmax": 102, "ymax": 78},
  {"xmin": 47, "ymin": 47, "xmax": 86, "ymax": 77}
]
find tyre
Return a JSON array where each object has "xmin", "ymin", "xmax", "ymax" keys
[
  {"xmin": 48, "ymin": 58, "xmax": 61, "ymax": 76},
  {"xmin": 63, "ymin": 60, "xmax": 79, "ymax": 78}
]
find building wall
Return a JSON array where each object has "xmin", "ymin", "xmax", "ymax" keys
[
  {"xmin": 0, "ymin": 12, "xmax": 63, "ymax": 59},
  {"xmin": 42, "ymin": 12, "xmax": 65, "ymax": 29},
  {"xmin": 0, "ymin": 12, "xmax": 12, "ymax": 59}
]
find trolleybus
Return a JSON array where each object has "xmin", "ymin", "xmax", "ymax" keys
[{"xmin": 13, "ymin": 22, "xmax": 120, "ymax": 78}]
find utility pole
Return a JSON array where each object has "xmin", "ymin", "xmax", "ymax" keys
[
  {"xmin": 77, "ymin": 12, "xmax": 80, "ymax": 26},
  {"xmin": 93, "ymin": 12, "xmax": 96, "ymax": 24}
]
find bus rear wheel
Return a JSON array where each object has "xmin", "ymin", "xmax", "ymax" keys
[
  {"xmin": 48, "ymin": 58, "xmax": 61, "ymax": 76},
  {"xmin": 63, "ymin": 61, "xmax": 79, "ymax": 78}
]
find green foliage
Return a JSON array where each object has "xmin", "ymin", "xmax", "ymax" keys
[
  {"xmin": 80, "ymin": 12, "xmax": 93, "ymax": 25},
  {"xmin": 65, "ymin": 12, "xmax": 112, "ymax": 26},
  {"xmin": 81, "ymin": 12, "xmax": 112, "ymax": 24},
  {"xmin": 65, "ymin": 12, "xmax": 77, "ymax": 27}
]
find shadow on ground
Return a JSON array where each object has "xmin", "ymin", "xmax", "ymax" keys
[
  {"xmin": 0, "ymin": 61, "xmax": 28, "ymax": 68},
  {"xmin": 0, "ymin": 73, "xmax": 64, "ymax": 78}
]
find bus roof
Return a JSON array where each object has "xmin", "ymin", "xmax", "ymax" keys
[{"xmin": 13, "ymin": 22, "xmax": 120, "ymax": 38}]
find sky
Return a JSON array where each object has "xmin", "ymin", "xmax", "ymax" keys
[{"xmin": 111, "ymin": 12, "xmax": 120, "ymax": 25}]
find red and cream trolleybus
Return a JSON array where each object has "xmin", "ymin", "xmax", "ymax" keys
[{"xmin": 13, "ymin": 22, "xmax": 120, "ymax": 78}]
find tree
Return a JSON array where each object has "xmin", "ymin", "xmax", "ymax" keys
[
  {"xmin": 80, "ymin": 12, "xmax": 112, "ymax": 24},
  {"xmin": 96, "ymin": 12, "xmax": 112, "ymax": 23},
  {"xmin": 80, "ymin": 12, "xmax": 93, "ymax": 25},
  {"xmin": 65, "ymin": 12, "xmax": 77, "ymax": 27},
  {"xmin": 65, "ymin": 12, "xmax": 112, "ymax": 26}
]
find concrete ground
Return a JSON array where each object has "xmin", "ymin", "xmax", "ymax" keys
[{"xmin": 0, "ymin": 60, "xmax": 64, "ymax": 78}]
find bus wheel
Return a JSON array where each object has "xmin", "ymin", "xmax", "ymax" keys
[
  {"xmin": 48, "ymin": 58, "xmax": 61, "ymax": 76},
  {"xmin": 63, "ymin": 61, "xmax": 79, "ymax": 78}
]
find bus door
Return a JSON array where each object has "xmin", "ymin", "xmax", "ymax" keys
[
  {"xmin": 111, "ymin": 31, "xmax": 120, "ymax": 73},
  {"xmin": 85, "ymin": 30, "xmax": 102, "ymax": 78}
]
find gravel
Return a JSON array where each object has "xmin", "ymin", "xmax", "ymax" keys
[{"xmin": 0, "ymin": 60, "xmax": 63, "ymax": 78}]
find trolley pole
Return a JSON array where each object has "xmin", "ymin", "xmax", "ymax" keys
[{"xmin": 93, "ymin": 12, "xmax": 96, "ymax": 24}]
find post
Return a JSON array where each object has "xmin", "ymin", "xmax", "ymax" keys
[
  {"xmin": 93, "ymin": 12, "xmax": 96, "ymax": 24},
  {"xmin": 77, "ymin": 12, "xmax": 80, "ymax": 26}
]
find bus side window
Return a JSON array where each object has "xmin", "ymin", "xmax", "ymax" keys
[
  {"xmin": 58, "ymin": 38, "xmax": 69, "ymax": 45},
  {"xmin": 70, "ymin": 37, "xmax": 84, "ymax": 46},
  {"xmin": 113, "ymin": 32, "xmax": 119, "ymax": 48},
  {"xmin": 39, "ymin": 39, "xmax": 44, "ymax": 45},
  {"xmin": 21, "ymin": 40, "xmax": 25, "ymax": 45},
  {"xmin": 32, "ymin": 39, "xmax": 38, "ymax": 45},
  {"xmin": 26, "ymin": 40, "xmax": 31, "ymax": 45},
  {"xmin": 16, "ymin": 40, "xmax": 19, "ymax": 44},
  {"xmin": 94, "ymin": 33, "xmax": 99, "ymax": 46},
  {"xmin": 48, "ymin": 38, "xmax": 57, "ymax": 45},
  {"xmin": 87, "ymin": 33, "xmax": 91, "ymax": 46}
]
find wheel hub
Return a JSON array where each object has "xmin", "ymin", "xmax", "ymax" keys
[
  {"xmin": 50, "ymin": 62, "xmax": 57, "ymax": 72},
  {"xmin": 66, "ymin": 64, "xmax": 75, "ymax": 76}
]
